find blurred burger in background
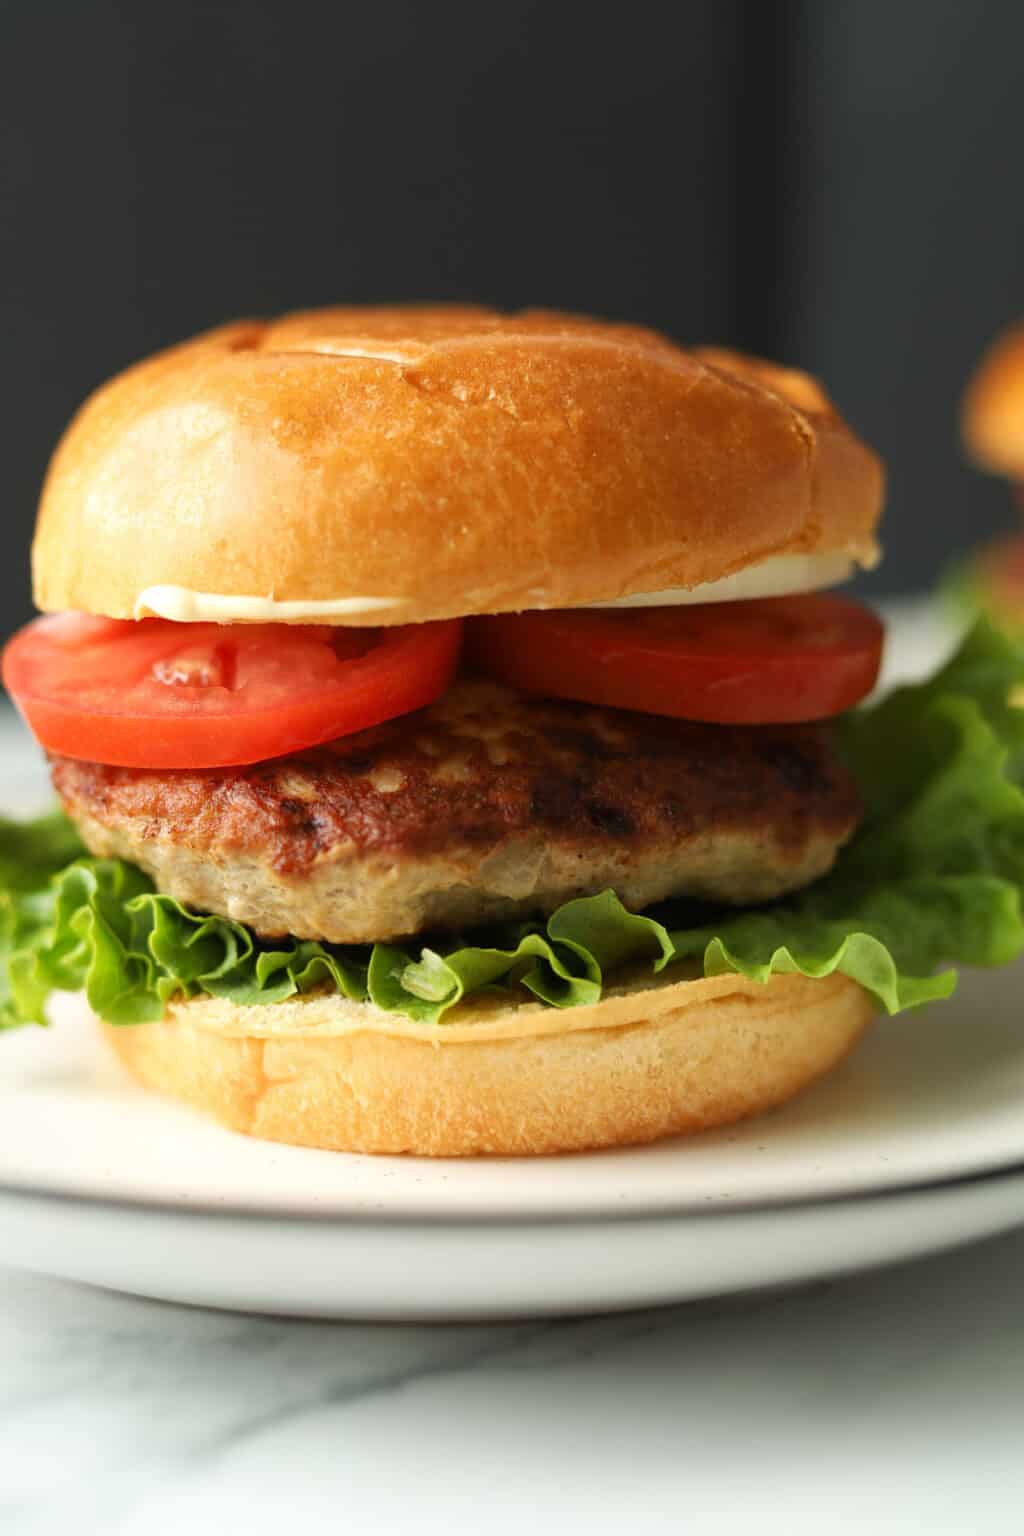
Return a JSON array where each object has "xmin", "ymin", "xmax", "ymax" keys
[{"xmin": 961, "ymin": 322, "xmax": 1024, "ymax": 628}]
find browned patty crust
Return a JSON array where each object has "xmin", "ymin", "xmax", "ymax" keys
[{"xmin": 52, "ymin": 681, "xmax": 862, "ymax": 944}]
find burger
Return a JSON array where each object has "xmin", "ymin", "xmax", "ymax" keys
[
  {"xmin": 2, "ymin": 306, "xmax": 1023, "ymax": 1157},
  {"xmin": 961, "ymin": 320, "xmax": 1024, "ymax": 626}
]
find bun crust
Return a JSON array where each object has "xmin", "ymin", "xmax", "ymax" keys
[
  {"xmin": 102, "ymin": 969, "xmax": 874, "ymax": 1156},
  {"xmin": 34, "ymin": 307, "xmax": 883, "ymax": 625},
  {"xmin": 963, "ymin": 322, "xmax": 1024, "ymax": 477}
]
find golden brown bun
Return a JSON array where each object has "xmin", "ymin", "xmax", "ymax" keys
[
  {"xmin": 103, "ymin": 969, "xmax": 873, "ymax": 1156},
  {"xmin": 962, "ymin": 322, "xmax": 1024, "ymax": 477},
  {"xmin": 34, "ymin": 306, "xmax": 883, "ymax": 625}
]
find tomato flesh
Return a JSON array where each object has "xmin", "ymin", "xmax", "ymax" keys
[
  {"xmin": 3, "ymin": 614, "xmax": 462, "ymax": 768},
  {"xmin": 3, "ymin": 591, "xmax": 883, "ymax": 767},
  {"xmin": 467, "ymin": 594, "xmax": 883, "ymax": 724}
]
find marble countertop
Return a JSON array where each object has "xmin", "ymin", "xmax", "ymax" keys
[{"xmin": 4, "ymin": 1229, "xmax": 1024, "ymax": 1535}]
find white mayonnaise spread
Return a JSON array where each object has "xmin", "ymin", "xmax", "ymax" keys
[
  {"xmin": 585, "ymin": 552, "xmax": 860, "ymax": 608},
  {"xmin": 133, "ymin": 552, "xmax": 866, "ymax": 624},
  {"xmin": 133, "ymin": 588, "xmax": 407, "ymax": 622}
]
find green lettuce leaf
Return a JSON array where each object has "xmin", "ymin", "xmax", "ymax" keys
[{"xmin": 3, "ymin": 617, "xmax": 1024, "ymax": 1031}]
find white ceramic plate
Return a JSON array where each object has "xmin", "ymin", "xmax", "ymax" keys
[
  {"xmin": 3, "ymin": 602, "xmax": 1024, "ymax": 1319},
  {"xmin": 3, "ymin": 967, "xmax": 1024, "ymax": 1318}
]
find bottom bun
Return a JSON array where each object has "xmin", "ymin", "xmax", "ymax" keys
[{"xmin": 102, "ymin": 968, "xmax": 874, "ymax": 1157}]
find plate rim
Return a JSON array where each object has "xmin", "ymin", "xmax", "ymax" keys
[{"xmin": 4, "ymin": 1154, "xmax": 1024, "ymax": 1229}]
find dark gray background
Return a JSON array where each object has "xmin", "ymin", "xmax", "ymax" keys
[{"xmin": 1, "ymin": 0, "xmax": 1022, "ymax": 628}]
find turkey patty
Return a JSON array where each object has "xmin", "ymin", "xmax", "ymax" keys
[{"xmin": 51, "ymin": 680, "xmax": 862, "ymax": 944}]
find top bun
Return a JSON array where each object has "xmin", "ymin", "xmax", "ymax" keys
[
  {"xmin": 962, "ymin": 322, "xmax": 1024, "ymax": 479},
  {"xmin": 33, "ymin": 306, "xmax": 883, "ymax": 625}
]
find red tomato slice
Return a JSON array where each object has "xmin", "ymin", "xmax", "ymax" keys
[
  {"xmin": 3, "ymin": 614, "xmax": 462, "ymax": 768},
  {"xmin": 467, "ymin": 595, "xmax": 883, "ymax": 724}
]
